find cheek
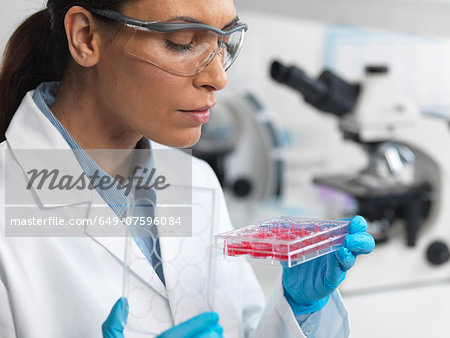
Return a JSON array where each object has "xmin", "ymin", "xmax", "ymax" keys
[
  {"xmin": 100, "ymin": 54, "xmax": 202, "ymax": 147},
  {"xmin": 101, "ymin": 51, "xmax": 176, "ymax": 118},
  {"xmin": 100, "ymin": 31, "xmax": 180, "ymax": 113},
  {"xmin": 129, "ymin": 66, "xmax": 173, "ymax": 111},
  {"xmin": 125, "ymin": 62, "xmax": 185, "ymax": 121}
]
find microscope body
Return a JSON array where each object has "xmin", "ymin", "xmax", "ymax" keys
[{"xmin": 336, "ymin": 70, "xmax": 450, "ymax": 292}]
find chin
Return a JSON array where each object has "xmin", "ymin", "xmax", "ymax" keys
[
  {"xmin": 151, "ymin": 130, "xmax": 201, "ymax": 149},
  {"xmin": 177, "ymin": 135, "xmax": 201, "ymax": 149}
]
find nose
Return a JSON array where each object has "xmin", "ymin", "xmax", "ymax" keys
[{"xmin": 192, "ymin": 52, "xmax": 228, "ymax": 91}]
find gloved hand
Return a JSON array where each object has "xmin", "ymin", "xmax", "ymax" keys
[
  {"xmin": 282, "ymin": 215, "xmax": 375, "ymax": 315},
  {"xmin": 102, "ymin": 298, "xmax": 128, "ymax": 338},
  {"xmin": 102, "ymin": 298, "xmax": 222, "ymax": 338},
  {"xmin": 157, "ymin": 312, "xmax": 223, "ymax": 338}
]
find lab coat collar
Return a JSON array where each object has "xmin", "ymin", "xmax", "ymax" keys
[
  {"xmin": 5, "ymin": 91, "xmax": 70, "ymax": 150},
  {"xmin": 5, "ymin": 91, "xmax": 91, "ymax": 206}
]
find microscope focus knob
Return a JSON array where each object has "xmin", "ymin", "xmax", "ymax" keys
[
  {"xmin": 232, "ymin": 178, "xmax": 253, "ymax": 198},
  {"xmin": 426, "ymin": 241, "xmax": 450, "ymax": 265}
]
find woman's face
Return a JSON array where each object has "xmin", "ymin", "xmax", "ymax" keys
[{"xmin": 96, "ymin": 0, "xmax": 237, "ymax": 148}]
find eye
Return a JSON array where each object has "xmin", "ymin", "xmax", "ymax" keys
[
  {"xmin": 165, "ymin": 40, "xmax": 194, "ymax": 52},
  {"xmin": 163, "ymin": 30, "xmax": 196, "ymax": 52},
  {"xmin": 218, "ymin": 40, "xmax": 230, "ymax": 49},
  {"xmin": 218, "ymin": 34, "xmax": 232, "ymax": 49}
]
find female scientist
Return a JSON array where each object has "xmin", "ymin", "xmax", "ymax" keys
[{"xmin": 0, "ymin": 0, "xmax": 375, "ymax": 337}]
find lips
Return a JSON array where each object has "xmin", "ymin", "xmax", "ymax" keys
[
  {"xmin": 180, "ymin": 105, "xmax": 214, "ymax": 113},
  {"xmin": 179, "ymin": 104, "xmax": 215, "ymax": 124},
  {"xmin": 180, "ymin": 109, "xmax": 210, "ymax": 124}
]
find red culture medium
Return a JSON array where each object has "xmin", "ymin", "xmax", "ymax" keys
[{"xmin": 216, "ymin": 217, "xmax": 350, "ymax": 267}]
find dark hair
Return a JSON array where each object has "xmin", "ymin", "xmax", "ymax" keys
[{"xmin": 0, "ymin": 0, "xmax": 132, "ymax": 142}]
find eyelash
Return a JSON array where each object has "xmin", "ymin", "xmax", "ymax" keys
[
  {"xmin": 164, "ymin": 38, "xmax": 231, "ymax": 53},
  {"xmin": 165, "ymin": 40, "xmax": 194, "ymax": 52},
  {"xmin": 218, "ymin": 40, "xmax": 230, "ymax": 49}
]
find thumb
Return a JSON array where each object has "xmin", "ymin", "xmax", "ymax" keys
[{"xmin": 102, "ymin": 297, "xmax": 129, "ymax": 338}]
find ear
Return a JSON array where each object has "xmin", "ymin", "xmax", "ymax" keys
[{"xmin": 64, "ymin": 6, "xmax": 102, "ymax": 67}]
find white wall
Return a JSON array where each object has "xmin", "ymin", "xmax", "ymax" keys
[
  {"xmin": 236, "ymin": 0, "xmax": 450, "ymax": 38},
  {"xmin": 0, "ymin": 0, "xmax": 45, "ymax": 55}
]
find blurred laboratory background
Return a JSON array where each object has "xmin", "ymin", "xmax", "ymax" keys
[{"xmin": 2, "ymin": 1, "xmax": 450, "ymax": 337}]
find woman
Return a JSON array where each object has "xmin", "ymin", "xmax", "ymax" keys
[{"xmin": 0, "ymin": 0, "xmax": 375, "ymax": 337}]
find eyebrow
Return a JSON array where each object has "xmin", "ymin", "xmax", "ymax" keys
[{"xmin": 167, "ymin": 16, "xmax": 240, "ymax": 30}]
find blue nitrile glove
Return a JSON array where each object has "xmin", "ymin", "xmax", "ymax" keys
[
  {"xmin": 282, "ymin": 215, "xmax": 375, "ymax": 315},
  {"xmin": 102, "ymin": 300, "xmax": 222, "ymax": 338},
  {"xmin": 102, "ymin": 298, "xmax": 128, "ymax": 338},
  {"xmin": 158, "ymin": 312, "xmax": 223, "ymax": 338}
]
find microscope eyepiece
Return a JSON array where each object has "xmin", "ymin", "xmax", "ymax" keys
[
  {"xmin": 270, "ymin": 60, "xmax": 328, "ymax": 106},
  {"xmin": 270, "ymin": 61, "xmax": 289, "ymax": 83},
  {"xmin": 270, "ymin": 61, "xmax": 287, "ymax": 83},
  {"xmin": 270, "ymin": 60, "xmax": 360, "ymax": 117},
  {"xmin": 366, "ymin": 65, "xmax": 389, "ymax": 74}
]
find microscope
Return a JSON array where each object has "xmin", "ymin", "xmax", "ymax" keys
[{"xmin": 271, "ymin": 61, "xmax": 450, "ymax": 292}]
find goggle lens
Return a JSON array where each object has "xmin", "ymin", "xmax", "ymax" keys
[{"xmin": 125, "ymin": 27, "xmax": 246, "ymax": 76}]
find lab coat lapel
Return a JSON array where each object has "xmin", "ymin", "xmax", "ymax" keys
[
  {"xmin": 84, "ymin": 185, "xmax": 169, "ymax": 299},
  {"xmin": 5, "ymin": 91, "xmax": 168, "ymax": 299}
]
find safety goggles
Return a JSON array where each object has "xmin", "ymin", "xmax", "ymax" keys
[{"xmin": 91, "ymin": 9, "xmax": 248, "ymax": 77}]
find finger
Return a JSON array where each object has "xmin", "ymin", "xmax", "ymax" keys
[
  {"xmin": 195, "ymin": 324, "xmax": 224, "ymax": 338},
  {"xmin": 349, "ymin": 215, "xmax": 367, "ymax": 234},
  {"xmin": 158, "ymin": 312, "xmax": 219, "ymax": 338},
  {"xmin": 335, "ymin": 246, "xmax": 356, "ymax": 271},
  {"xmin": 211, "ymin": 323, "xmax": 224, "ymax": 336},
  {"xmin": 344, "ymin": 233, "xmax": 375, "ymax": 255},
  {"xmin": 102, "ymin": 297, "xmax": 129, "ymax": 338}
]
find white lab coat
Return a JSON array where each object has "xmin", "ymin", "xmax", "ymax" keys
[{"xmin": 0, "ymin": 91, "xmax": 350, "ymax": 337}]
